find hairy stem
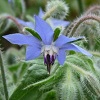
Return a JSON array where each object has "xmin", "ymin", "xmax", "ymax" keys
[
  {"xmin": 66, "ymin": 62, "xmax": 86, "ymax": 75},
  {"xmin": 43, "ymin": 6, "xmax": 57, "ymax": 20},
  {"xmin": 85, "ymin": 5, "xmax": 100, "ymax": 15},
  {"xmin": 68, "ymin": 14, "xmax": 100, "ymax": 37},
  {"xmin": 65, "ymin": 22, "xmax": 76, "ymax": 36},
  {"xmin": 66, "ymin": 62, "xmax": 100, "ymax": 96},
  {"xmin": 0, "ymin": 51, "xmax": 9, "ymax": 100},
  {"xmin": 5, "ymin": 16, "xmax": 23, "ymax": 33}
]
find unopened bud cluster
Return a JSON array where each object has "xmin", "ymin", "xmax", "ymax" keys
[{"xmin": 46, "ymin": 0, "xmax": 69, "ymax": 19}]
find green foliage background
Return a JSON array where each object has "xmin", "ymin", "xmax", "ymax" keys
[{"xmin": 0, "ymin": 0, "xmax": 100, "ymax": 100}]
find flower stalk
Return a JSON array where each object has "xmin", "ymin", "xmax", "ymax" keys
[
  {"xmin": 66, "ymin": 62, "xmax": 100, "ymax": 96},
  {"xmin": 5, "ymin": 16, "xmax": 23, "ymax": 33},
  {"xmin": 67, "ymin": 14, "xmax": 100, "ymax": 37},
  {"xmin": 43, "ymin": 6, "xmax": 57, "ymax": 20},
  {"xmin": 85, "ymin": 5, "xmax": 100, "ymax": 15},
  {"xmin": 66, "ymin": 62, "xmax": 86, "ymax": 75},
  {"xmin": 0, "ymin": 50, "xmax": 9, "ymax": 100}
]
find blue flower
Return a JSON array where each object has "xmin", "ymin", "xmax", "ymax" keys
[
  {"xmin": 16, "ymin": 18, "xmax": 34, "ymax": 29},
  {"xmin": 16, "ymin": 8, "xmax": 69, "ymax": 29},
  {"xmin": 38, "ymin": 8, "xmax": 70, "ymax": 29},
  {"xmin": 8, "ymin": 0, "xmax": 12, "ymax": 3},
  {"xmin": 3, "ymin": 16, "xmax": 92, "ymax": 73}
]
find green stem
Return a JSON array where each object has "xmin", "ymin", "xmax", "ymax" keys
[
  {"xmin": 85, "ymin": 5, "xmax": 100, "ymax": 15},
  {"xmin": 66, "ymin": 62, "xmax": 100, "ymax": 96},
  {"xmin": 43, "ymin": 6, "xmax": 57, "ymax": 20},
  {"xmin": 68, "ymin": 15, "xmax": 100, "ymax": 37},
  {"xmin": 5, "ymin": 16, "xmax": 23, "ymax": 33},
  {"xmin": 77, "ymin": 0, "xmax": 84, "ymax": 14},
  {"xmin": 66, "ymin": 62, "xmax": 86, "ymax": 75},
  {"xmin": 0, "ymin": 51, "xmax": 9, "ymax": 100}
]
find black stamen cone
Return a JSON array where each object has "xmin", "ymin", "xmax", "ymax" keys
[
  {"xmin": 45, "ymin": 54, "xmax": 55, "ymax": 74},
  {"xmin": 46, "ymin": 54, "xmax": 51, "ymax": 74}
]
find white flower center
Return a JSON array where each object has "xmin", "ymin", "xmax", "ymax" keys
[
  {"xmin": 41, "ymin": 45, "xmax": 59, "ymax": 73},
  {"xmin": 41, "ymin": 45, "xmax": 59, "ymax": 56}
]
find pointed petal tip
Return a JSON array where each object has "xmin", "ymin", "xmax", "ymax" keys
[
  {"xmin": 38, "ymin": 8, "xmax": 44, "ymax": 17},
  {"xmin": 2, "ymin": 35, "xmax": 11, "ymax": 41},
  {"xmin": 2, "ymin": 35, "xmax": 11, "ymax": 39},
  {"xmin": 87, "ymin": 52, "xmax": 93, "ymax": 57},
  {"xmin": 2, "ymin": 35, "xmax": 6, "ymax": 39},
  {"xmin": 34, "ymin": 14, "xmax": 36, "ymax": 17},
  {"xmin": 59, "ymin": 61, "xmax": 64, "ymax": 65},
  {"xmin": 34, "ymin": 15, "xmax": 42, "ymax": 21},
  {"xmin": 62, "ymin": 43, "xmax": 93, "ymax": 58},
  {"xmin": 2, "ymin": 35, "xmax": 7, "ymax": 38},
  {"xmin": 34, "ymin": 15, "xmax": 38, "ymax": 19},
  {"xmin": 2, "ymin": 33, "xmax": 40, "ymax": 46}
]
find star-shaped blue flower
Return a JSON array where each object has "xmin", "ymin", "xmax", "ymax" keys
[
  {"xmin": 16, "ymin": 8, "xmax": 69, "ymax": 29},
  {"xmin": 3, "ymin": 15, "xmax": 92, "ymax": 73}
]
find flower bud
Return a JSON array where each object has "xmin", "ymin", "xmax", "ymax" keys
[{"xmin": 46, "ymin": 0, "xmax": 69, "ymax": 19}]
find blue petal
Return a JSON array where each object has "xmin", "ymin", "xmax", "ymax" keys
[
  {"xmin": 35, "ymin": 15, "xmax": 54, "ymax": 45},
  {"xmin": 8, "ymin": 0, "xmax": 12, "ymax": 3},
  {"xmin": 16, "ymin": 18, "xmax": 34, "ymax": 29},
  {"xmin": 55, "ymin": 35, "xmax": 84, "ymax": 48},
  {"xmin": 38, "ymin": 8, "xmax": 44, "ymax": 18},
  {"xmin": 51, "ymin": 18, "xmax": 69, "ymax": 28},
  {"xmin": 57, "ymin": 49, "xmax": 66, "ymax": 65},
  {"xmin": 3, "ymin": 33, "xmax": 40, "ymax": 46},
  {"xmin": 62, "ymin": 43, "xmax": 92, "ymax": 57},
  {"xmin": 26, "ymin": 45, "xmax": 41, "ymax": 60}
]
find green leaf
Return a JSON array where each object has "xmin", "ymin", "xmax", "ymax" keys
[
  {"xmin": 9, "ymin": 58, "xmax": 49, "ymax": 100},
  {"xmin": 41, "ymin": 90, "xmax": 58, "ymax": 100},
  {"xmin": 24, "ymin": 27, "xmax": 42, "ymax": 40},
  {"xmin": 9, "ymin": 57, "xmax": 66, "ymax": 100},
  {"xmin": 9, "ymin": 53, "xmax": 100, "ymax": 100},
  {"xmin": 53, "ymin": 28, "xmax": 61, "ymax": 41}
]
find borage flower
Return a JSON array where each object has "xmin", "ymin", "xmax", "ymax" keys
[
  {"xmin": 3, "ymin": 16, "xmax": 92, "ymax": 74},
  {"xmin": 16, "ymin": 8, "xmax": 69, "ymax": 30},
  {"xmin": 38, "ymin": 8, "xmax": 70, "ymax": 29}
]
